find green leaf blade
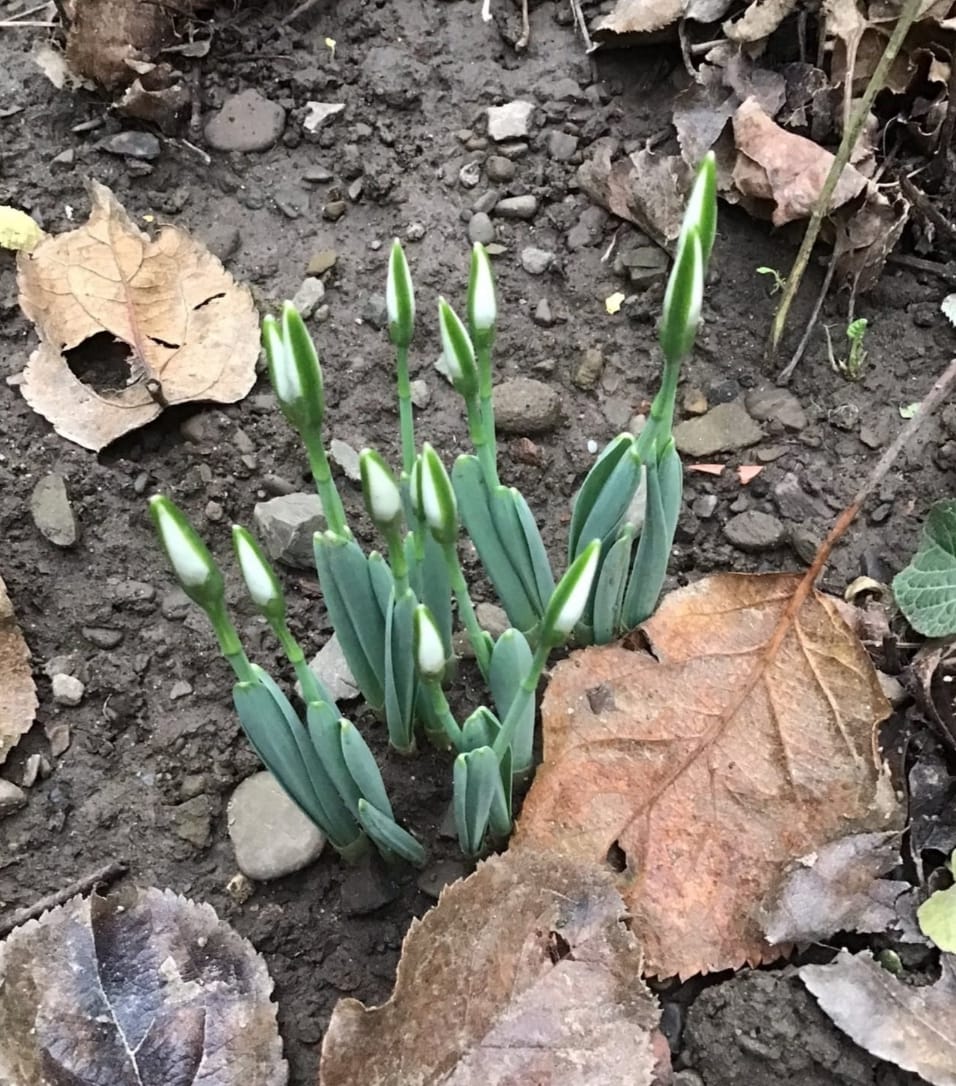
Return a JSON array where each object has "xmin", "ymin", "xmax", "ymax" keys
[{"xmin": 893, "ymin": 500, "xmax": 956, "ymax": 637}]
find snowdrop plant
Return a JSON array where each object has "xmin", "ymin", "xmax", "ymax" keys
[{"xmin": 150, "ymin": 153, "xmax": 716, "ymax": 862}]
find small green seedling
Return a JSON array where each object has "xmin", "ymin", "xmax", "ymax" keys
[
  {"xmin": 756, "ymin": 266, "xmax": 787, "ymax": 294},
  {"xmin": 151, "ymin": 154, "xmax": 719, "ymax": 865},
  {"xmin": 917, "ymin": 849, "xmax": 956, "ymax": 953},
  {"xmin": 826, "ymin": 317, "xmax": 868, "ymax": 381}
]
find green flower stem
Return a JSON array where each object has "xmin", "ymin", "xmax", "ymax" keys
[
  {"xmin": 491, "ymin": 640, "xmax": 550, "ymax": 761},
  {"xmin": 465, "ymin": 394, "xmax": 498, "ymax": 488},
  {"xmin": 208, "ymin": 600, "xmax": 256, "ymax": 683},
  {"xmin": 476, "ymin": 342, "xmax": 499, "ymax": 483},
  {"xmin": 396, "ymin": 345, "xmax": 416, "ymax": 476},
  {"xmin": 383, "ymin": 524, "xmax": 410, "ymax": 597},
  {"xmin": 424, "ymin": 680, "xmax": 464, "ymax": 749},
  {"xmin": 441, "ymin": 540, "xmax": 491, "ymax": 679},
  {"xmin": 274, "ymin": 623, "xmax": 327, "ymax": 704},
  {"xmin": 635, "ymin": 354, "xmax": 681, "ymax": 462},
  {"xmin": 303, "ymin": 430, "xmax": 349, "ymax": 538}
]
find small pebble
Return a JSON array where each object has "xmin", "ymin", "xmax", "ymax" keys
[
  {"xmin": 410, "ymin": 379, "xmax": 430, "ymax": 408},
  {"xmin": 0, "ymin": 779, "xmax": 27, "ymax": 817},
  {"xmin": 103, "ymin": 130, "xmax": 161, "ymax": 160},
  {"xmin": 330, "ymin": 439, "xmax": 362, "ymax": 481},
  {"xmin": 308, "ymin": 249, "xmax": 338, "ymax": 275},
  {"xmin": 494, "ymin": 378, "xmax": 561, "ymax": 434},
  {"xmin": 468, "ymin": 212, "xmax": 495, "ymax": 245},
  {"xmin": 52, "ymin": 673, "xmax": 84, "ymax": 707},
  {"xmin": 494, "ymin": 195, "xmax": 538, "ymax": 221},
  {"xmin": 170, "ymin": 680, "xmax": 193, "ymax": 700},
  {"xmin": 723, "ymin": 511, "xmax": 786, "ymax": 552},
  {"xmin": 486, "ymin": 101, "xmax": 534, "ymax": 141},
  {"xmin": 459, "ymin": 161, "xmax": 481, "ymax": 189},
  {"xmin": 31, "ymin": 474, "xmax": 78, "ymax": 548},
  {"xmin": 292, "ymin": 276, "xmax": 326, "ymax": 318},
  {"xmin": 205, "ymin": 89, "xmax": 285, "ymax": 153},
  {"xmin": 253, "ymin": 493, "xmax": 326, "ymax": 568},
  {"xmin": 228, "ymin": 772, "xmax": 325, "ymax": 880},
  {"xmin": 520, "ymin": 247, "xmax": 553, "ymax": 275},
  {"xmin": 486, "ymin": 155, "xmax": 516, "ymax": 182}
]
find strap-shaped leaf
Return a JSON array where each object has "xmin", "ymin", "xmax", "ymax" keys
[
  {"xmin": 568, "ymin": 434, "xmax": 638, "ymax": 560},
  {"xmin": 489, "ymin": 488, "xmax": 546, "ymax": 616},
  {"xmin": 488, "ymin": 745, "xmax": 513, "ymax": 837},
  {"xmin": 454, "ymin": 746, "xmax": 500, "ymax": 856},
  {"xmin": 357, "ymin": 799, "xmax": 427, "ymax": 867},
  {"xmin": 419, "ymin": 531, "xmax": 454, "ymax": 654},
  {"xmin": 489, "ymin": 629, "xmax": 534, "ymax": 776},
  {"xmin": 340, "ymin": 720, "xmax": 394, "ymax": 818},
  {"xmin": 384, "ymin": 589, "xmax": 418, "ymax": 752},
  {"xmin": 314, "ymin": 532, "xmax": 386, "ymax": 711},
  {"xmin": 306, "ymin": 701, "xmax": 362, "ymax": 816},
  {"xmin": 621, "ymin": 458, "xmax": 670, "ymax": 630},
  {"xmin": 592, "ymin": 529, "xmax": 635, "ymax": 644},
  {"xmin": 657, "ymin": 438, "xmax": 683, "ymax": 543},
  {"xmin": 512, "ymin": 488, "xmax": 556, "ymax": 611},
  {"xmin": 460, "ymin": 706, "xmax": 501, "ymax": 752},
  {"xmin": 453, "ymin": 455, "xmax": 539, "ymax": 633}
]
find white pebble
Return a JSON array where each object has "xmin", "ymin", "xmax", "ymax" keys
[{"xmin": 587, "ymin": 439, "xmax": 598, "ymax": 454}]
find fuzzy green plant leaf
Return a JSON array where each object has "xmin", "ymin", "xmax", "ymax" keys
[
  {"xmin": 893, "ymin": 500, "xmax": 956, "ymax": 637},
  {"xmin": 917, "ymin": 850, "xmax": 956, "ymax": 953}
]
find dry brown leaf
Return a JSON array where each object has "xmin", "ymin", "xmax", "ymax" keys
[
  {"xmin": 732, "ymin": 97, "xmax": 870, "ymax": 226},
  {"xmin": 0, "ymin": 573, "xmax": 37, "ymax": 765},
  {"xmin": 17, "ymin": 181, "xmax": 258, "ymax": 451},
  {"xmin": 723, "ymin": 0, "xmax": 797, "ymax": 42},
  {"xmin": 515, "ymin": 572, "xmax": 902, "ymax": 978},
  {"xmin": 0, "ymin": 885, "xmax": 287, "ymax": 1084},
  {"xmin": 761, "ymin": 832, "xmax": 912, "ymax": 944},
  {"xmin": 801, "ymin": 951, "xmax": 956, "ymax": 1085},
  {"xmin": 577, "ymin": 143, "xmax": 691, "ymax": 247},
  {"xmin": 319, "ymin": 851, "xmax": 665, "ymax": 1086},
  {"xmin": 65, "ymin": 0, "xmax": 203, "ymax": 91}
]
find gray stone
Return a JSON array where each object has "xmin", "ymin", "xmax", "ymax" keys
[
  {"xmin": 410, "ymin": 379, "xmax": 430, "ymax": 408},
  {"xmin": 172, "ymin": 795, "xmax": 213, "ymax": 848},
  {"xmin": 299, "ymin": 634, "xmax": 359, "ymax": 703},
  {"xmin": 103, "ymin": 131, "xmax": 161, "ymax": 160},
  {"xmin": 468, "ymin": 212, "xmax": 495, "ymax": 245},
  {"xmin": 532, "ymin": 298, "xmax": 555, "ymax": 327},
  {"xmin": 520, "ymin": 247, "xmax": 553, "ymax": 275},
  {"xmin": 744, "ymin": 387, "xmax": 807, "ymax": 431},
  {"xmin": 52, "ymin": 673, "xmax": 84, "ymax": 707},
  {"xmin": 417, "ymin": 859, "xmax": 467, "ymax": 900},
  {"xmin": 0, "ymin": 779, "xmax": 27, "ymax": 816},
  {"xmin": 228, "ymin": 772, "xmax": 326, "ymax": 880},
  {"xmin": 493, "ymin": 378, "xmax": 561, "ymax": 434},
  {"xmin": 161, "ymin": 587, "xmax": 191, "ymax": 620},
  {"xmin": 548, "ymin": 131, "xmax": 578, "ymax": 161},
  {"xmin": 253, "ymin": 493, "xmax": 326, "ymax": 568},
  {"xmin": 329, "ymin": 439, "xmax": 361, "ymax": 482},
  {"xmin": 203, "ymin": 223, "xmax": 241, "ymax": 262},
  {"xmin": 340, "ymin": 854, "xmax": 399, "ymax": 914},
  {"xmin": 723, "ymin": 511, "xmax": 786, "ymax": 552},
  {"xmin": 170, "ymin": 679, "xmax": 193, "ymax": 700},
  {"xmin": 362, "ymin": 293, "xmax": 388, "ymax": 330},
  {"xmin": 673, "ymin": 402, "xmax": 763, "ymax": 457},
  {"xmin": 31, "ymin": 474, "xmax": 78, "ymax": 548},
  {"xmin": 692, "ymin": 494, "xmax": 718, "ymax": 519},
  {"xmin": 475, "ymin": 602, "xmax": 509, "ymax": 639},
  {"xmin": 573, "ymin": 347, "xmax": 604, "ymax": 390},
  {"xmin": 486, "ymin": 155, "xmax": 516, "ymax": 182},
  {"xmin": 308, "ymin": 248, "xmax": 338, "ymax": 275},
  {"xmin": 205, "ymin": 90, "xmax": 285, "ymax": 153},
  {"xmin": 458, "ymin": 161, "xmax": 481, "ymax": 189},
  {"xmin": 494, "ymin": 195, "xmax": 538, "ymax": 221},
  {"xmin": 567, "ymin": 206, "xmax": 607, "ymax": 250},
  {"xmin": 82, "ymin": 626, "xmax": 123, "ymax": 649},
  {"xmin": 487, "ymin": 101, "xmax": 534, "ymax": 141},
  {"xmin": 323, "ymin": 200, "xmax": 347, "ymax": 221},
  {"xmin": 773, "ymin": 473, "xmax": 828, "ymax": 521},
  {"xmin": 291, "ymin": 276, "xmax": 326, "ymax": 318},
  {"xmin": 616, "ymin": 245, "xmax": 669, "ymax": 288},
  {"xmin": 303, "ymin": 101, "xmax": 344, "ymax": 132}
]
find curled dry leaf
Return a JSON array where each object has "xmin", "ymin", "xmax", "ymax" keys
[
  {"xmin": 0, "ymin": 573, "xmax": 38, "ymax": 765},
  {"xmin": 911, "ymin": 641, "xmax": 956, "ymax": 751},
  {"xmin": 0, "ymin": 885, "xmax": 287, "ymax": 1085},
  {"xmin": 761, "ymin": 832, "xmax": 913, "ymax": 945},
  {"xmin": 515, "ymin": 572, "xmax": 902, "ymax": 978},
  {"xmin": 801, "ymin": 951, "xmax": 956, "ymax": 1086},
  {"xmin": 17, "ymin": 182, "xmax": 258, "ymax": 451},
  {"xmin": 319, "ymin": 851, "xmax": 664, "ymax": 1086}
]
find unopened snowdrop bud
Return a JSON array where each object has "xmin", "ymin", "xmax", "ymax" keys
[
  {"xmin": 419, "ymin": 443, "xmax": 458, "ymax": 545},
  {"xmin": 540, "ymin": 538, "xmax": 601, "ymax": 646},
  {"xmin": 149, "ymin": 495, "xmax": 225, "ymax": 613},
  {"xmin": 232, "ymin": 525, "xmax": 285, "ymax": 625},
  {"xmin": 359, "ymin": 449, "xmax": 403, "ymax": 529},
  {"xmin": 682, "ymin": 151, "xmax": 717, "ymax": 269},
  {"xmin": 659, "ymin": 228, "xmax": 703, "ymax": 366},
  {"xmin": 414, "ymin": 605, "xmax": 447, "ymax": 681},
  {"xmin": 386, "ymin": 239, "xmax": 415, "ymax": 348},
  {"xmin": 467, "ymin": 243, "xmax": 497, "ymax": 342},
  {"xmin": 262, "ymin": 303, "xmax": 325, "ymax": 435},
  {"xmin": 438, "ymin": 298, "xmax": 478, "ymax": 400},
  {"xmin": 408, "ymin": 455, "xmax": 424, "ymax": 521}
]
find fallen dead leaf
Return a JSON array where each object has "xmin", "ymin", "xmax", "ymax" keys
[
  {"xmin": 723, "ymin": 0, "xmax": 797, "ymax": 43},
  {"xmin": 515, "ymin": 572, "xmax": 902, "ymax": 977},
  {"xmin": 0, "ymin": 885, "xmax": 287, "ymax": 1085},
  {"xmin": 319, "ymin": 851, "xmax": 665, "ymax": 1085},
  {"xmin": 761, "ymin": 832, "xmax": 913, "ymax": 944},
  {"xmin": 17, "ymin": 181, "xmax": 258, "ymax": 451},
  {"xmin": 0, "ymin": 573, "xmax": 37, "ymax": 765},
  {"xmin": 801, "ymin": 950, "xmax": 956, "ymax": 1086},
  {"xmin": 912, "ymin": 641, "xmax": 956, "ymax": 752}
]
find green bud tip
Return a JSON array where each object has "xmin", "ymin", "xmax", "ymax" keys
[
  {"xmin": 386, "ymin": 238, "xmax": 415, "ymax": 347},
  {"xmin": 660, "ymin": 228, "xmax": 703, "ymax": 364},
  {"xmin": 682, "ymin": 152, "xmax": 717, "ymax": 268},
  {"xmin": 467, "ymin": 243, "xmax": 497, "ymax": 334},
  {"xmin": 149, "ymin": 495, "xmax": 223, "ymax": 606},
  {"xmin": 262, "ymin": 303, "xmax": 325, "ymax": 433},
  {"xmin": 419, "ymin": 442, "xmax": 458, "ymax": 544},
  {"xmin": 232, "ymin": 525, "xmax": 283, "ymax": 617},
  {"xmin": 542, "ymin": 538, "xmax": 601, "ymax": 644},
  {"xmin": 359, "ymin": 449, "xmax": 402, "ymax": 526},
  {"xmin": 414, "ymin": 604, "xmax": 446, "ymax": 681},
  {"xmin": 438, "ymin": 298, "xmax": 478, "ymax": 398}
]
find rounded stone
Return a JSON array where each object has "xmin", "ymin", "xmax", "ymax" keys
[
  {"xmin": 228, "ymin": 772, "xmax": 326, "ymax": 881},
  {"xmin": 493, "ymin": 377, "xmax": 562, "ymax": 434},
  {"xmin": 204, "ymin": 90, "xmax": 286, "ymax": 153},
  {"xmin": 468, "ymin": 211, "xmax": 495, "ymax": 245}
]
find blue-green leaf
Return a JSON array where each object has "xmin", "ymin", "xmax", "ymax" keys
[
  {"xmin": 340, "ymin": 720, "xmax": 394, "ymax": 818},
  {"xmin": 592, "ymin": 529, "xmax": 635, "ymax": 644},
  {"xmin": 454, "ymin": 747, "xmax": 499, "ymax": 855},
  {"xmin": 489, "ymin": 629, "xmax": 534, "ymax": 776},
  {"xmin": 460, "ymin": 706, "xmax": 501, "ymax": 752},
  {"xmin": 357, "ymin": 799, "xmax": 426, "ymax": 867},
  {"xmin": 489, "ymin": 745, "xmax": 513, "ymax": 837},
  {"xmin": 305, "ymin": 702, "xmax": 362, "ymax": 817},
  {"xmin": 568, "ymin": 433, "xmax": 636, "ymax": 560},
  {"xmin": 621, "ymin": 458, "xmax": 670, "ymax": 630},
  {"xmin": 384, "ymin": 589, "xmax": 417, "ymax": 751},
  {"xmin": 894, "ymin": 499, "xmax": 956, "ymax": 636}
]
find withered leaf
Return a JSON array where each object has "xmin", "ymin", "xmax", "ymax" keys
[
  {"xmin": 732, "ymin": 97, "xmax": 869, "ymax": 226},
  {"xmin": 319, "ymin": 851, "xmax": 664, "ymax": 1085},
  {"xmin": 723, "ymin": 0, "xmax": 797, "ymax": 43},
  {"xmin": 0, "ymin": 573, "xmax": 37, "ymax": 765},
  {"xmin": 17, "ymin": 182, "xmax": 258, "ymax": 451},
  {"xmin": 801, "ymin": 951, "xmax": 956, "ymax": 1085},
  {"xmin": 761, "ymin": 832, "xmax": 912, "ymax": 945},
  {"xmin": 0, "ymin": 885, "xmax": 287, "ymax": 1085},
  {"xmin": 515, "ymin": 573, "xmax": 902, "ymax": 978}
]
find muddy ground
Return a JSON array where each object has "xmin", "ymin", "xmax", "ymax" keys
[{"xmin": 0, "ymin": 0, "xmax": 951, "ymax": 1081}]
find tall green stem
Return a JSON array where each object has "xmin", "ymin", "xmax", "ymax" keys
[
  {"xmin": 635, "ymin": 353, "xmax": 681, "ymax": 463},
  {"xmin": 303, "ymin": 431, "xmax": 349, "ymax": 538},
  {"xmin": 492, "ymin": 640, "xmax": 550, "ymax": 759},
  {"xmin": 425, "ymin": 680, "xmax": 464, "ymax": 749},
  {"xmin": 383, "ymin": 524, "xmax": 410, "ymax": 597},
  {"xmin": 396, "ymin": 345, "xmax": 416, "ymax": 475},
  {"xmin": 208, "ymin": 601, "xmax": 255, "ymax": 683},
  {"xmin": 476, "ymin": 342, "xmax": 498, "ymax": 483},
  {"xmin": 465, "ymin": 395, "xmax": 498, "ymax": 488},
  {"xmin": 441, "ymin": 541, "xmax": 492, "ymax": 679}
]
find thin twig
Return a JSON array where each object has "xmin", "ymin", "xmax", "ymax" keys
[
  {"xmin": 900, "ymin": 174, "xmax": 956, "ymax": 244},
  {"xmin": 778, "ymin": 246, "xmax": 839, "ymax": 382},
  {"xmin": 766, "ymin": 0, "xmax": 923, "ymax": 363},
  {"xmin": 887, "ymin": 251, "xmax": 956, "ymax": 281},
  {"xmin": 569, "ymin": 0, "xmax": 593, "ymax": 52},
  {"xmin": 281, "ymin": 0, "xmax": 321, "ymax": 24},
  {"xmin": 7, "ymin": 1, "xmax": 52, "ymax": 19},
  {"xmin": 0, "ymin": 860, "xmax": 128, "ymax": 939},
  {"xmin": 0, "ymin": 18, "xmax": 55, "ymax": 25}
]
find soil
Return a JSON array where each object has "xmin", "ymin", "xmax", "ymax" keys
[{"xmin": 0, "ymin": 1, "xmax": 953, "ymax": 1083}]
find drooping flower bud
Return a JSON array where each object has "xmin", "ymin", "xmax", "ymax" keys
[
  {"xmin": 418, "ymin": 443, "xmax": 458, "ymax": 545},
  {"xmin": 386, "ymin": 238, "xmax": 415, "ymax": 348},
  {"xmin": 262, "ymin": 302, "xmax": 325, "ymax": 435},
  {"xmin": 232, "ymin": 525, "xmax": 285, "ymax": 625},
  {"xmin": 149, "ymin": 495, "xmax": 225, "ymax": 613},
  {"xmin": 659, "ymin": 227, "xmax": 703, "ymax": 365},
  {"xmin": 467, "ymin": 243, "xmax": 497, "ymax": 341},
  {"xmin": 414, "ymin": 604, "xmax": 447, "ymax": 681},
  {"xmin": 540, "ymin": 538, "xmax": 601, "ymax": 646},
  {"xmin": 438, "ymin": 298, "xmax": 478, "ymax": 400},
  {"xmin": 359, "ymin": 449, "xmax": 403, "ymax": 529}
]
